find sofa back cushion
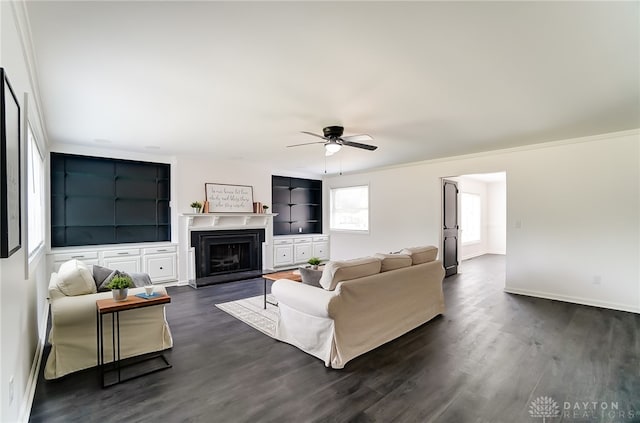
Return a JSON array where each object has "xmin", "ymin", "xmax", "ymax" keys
[
  {"xmin": 319, "ymin": 257, "xmax": 381, "ymax": 291},
  {"xmin": 56, "ymin": 259, "xmax": 97, "ymax": 296},
  {"xmin": 373, "ymin": 253, "xmax": 412, "ymax": 272},
  {"xmin": 400, "ymin": 246, "xmax": 438, "ymax": 265}
]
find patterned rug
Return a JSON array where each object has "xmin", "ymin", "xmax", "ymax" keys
[{"xmin": 215, "ymin": 294, "xmax": 279, "ymax": 338}]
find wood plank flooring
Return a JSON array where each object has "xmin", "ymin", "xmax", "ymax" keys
[{"xmin": 29, "ymin": 255, "xmax": 640, "ymax": 422}]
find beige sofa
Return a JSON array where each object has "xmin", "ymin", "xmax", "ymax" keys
[
  {"xmin": 272, "ymin": 246, "xmax": 445, "ymax": 369},
  {"xmin": 44, "ymin": 260, "xmax": 173, "ymax": 380}
]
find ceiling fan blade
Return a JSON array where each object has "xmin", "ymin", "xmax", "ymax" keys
[
  {"xmin": 287, "ymin": 141, "xmax": 326, "ymax": 148},
  {"xmin": 341, "ymin": 134, "xmax": 373, "ymax": 142},
  {"xmin": 301, "ymin": 131, "xmax": 328, "ymax": 140},
  {"xmin": 341, "ymin": 140, "xmax": 378, "ymax": 151}
]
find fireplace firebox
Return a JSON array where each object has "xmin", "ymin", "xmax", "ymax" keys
[{"xmin": 191, "ymin": 229, "xmax": 265, "ymax": 287}]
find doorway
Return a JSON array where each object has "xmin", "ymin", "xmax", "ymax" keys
[{"xmin": 441, "ymin": 172, "xmax": 506, "ymax": 276}]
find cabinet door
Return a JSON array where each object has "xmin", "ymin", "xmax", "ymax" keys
[
  {"xmin": 313, "ymin": 242, "xmax": 329, "ymax": 260},
  {"xmin": 102, "ymin": 256, "xmax": 142, "ymax": 273},
  {"xmin": 144, "ymin": 254, "xmax": 177, "ymax": 283},
  {"xmin": 274, "ymin": 245, "xmax": 294, "ymax": 266},
  {"xmin": 294, "ymin": 244, "xmax": 312, "ymax": 263}
]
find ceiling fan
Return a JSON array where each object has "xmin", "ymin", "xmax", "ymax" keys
[{"xmin": 287, "ymin": 126, "xmax": 377, "ymax": 156}]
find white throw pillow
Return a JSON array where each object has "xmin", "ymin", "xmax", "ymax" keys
[
  {"xmin": 373, "ymin": 253, "xmax": 412, "ymax": 272},
  {"xmin": 56, "ymin": 259, "xmax": 97, "ymax": 296},
  {"xmin": 400, "ymin": 246, "xmax": 438, "ymax": 265},
  {"xmin": 319, "ymin": 257, "xmax": 381, "ymax": 291}
]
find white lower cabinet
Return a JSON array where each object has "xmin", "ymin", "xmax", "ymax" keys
[
  {"xmin": 274, "ymin": 244, "xmax": 294, "ymax": 266},
  {"xmin": 273, "ymin": 235, "xmax": 329, "ymax": 268},
  {"xmin": 50, "ymin": 244, "xmax": 178, "ymax": 283}
]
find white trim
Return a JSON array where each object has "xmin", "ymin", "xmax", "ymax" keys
[
  {"xmin": 333, "ymin": 128, "xmax": 640, "ymax": 177},
  {"xmin": 504, "ymin": 287, "xmax": 640, "ymax": 314},
  {"xmin": 19, "ymin": 302, "xmax": 49, "ymax": 423}
]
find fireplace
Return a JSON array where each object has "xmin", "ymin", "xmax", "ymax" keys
[{"xmin": 191, "ymin": 229, "xmax": 265, "ymax": 287}]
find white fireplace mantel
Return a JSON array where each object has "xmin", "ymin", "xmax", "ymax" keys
[
  {"xmin": 183, "ymin": 212, "xmax": 277, "ymax": 230},
  {"xmin": 178, "ymin": 213, "xmax": 277, "ymax": 285}
]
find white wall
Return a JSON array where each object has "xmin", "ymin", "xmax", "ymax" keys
[
  {"xmin": 487, "ymin": 179, "xmax": 506, "ymax": 254},
  {"xmin": 1, "ymin": 2, "xmax": 51, "ymax": 422},
  {"xmin": 324, "ymin": 130, "xmax": 640, "ymax": 313}
]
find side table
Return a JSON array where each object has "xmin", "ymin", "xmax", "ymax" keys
[{"xmin": 96, "ymin": 293, "xmax": 172, "ymax": 388}]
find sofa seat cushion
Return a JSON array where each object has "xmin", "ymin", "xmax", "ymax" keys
[
  {"xmin": 373, "ymin": 253, "xmax": 412, "ymax": 272},
  {"xmin": 401, "ymin": 246, "xmax": 438, "ymax": 265},
  {"xmin": 319, "ymin": 257, "xmax": 381, "ymax": 291},
  {"xmin": 56, "ymin": 259, "xmax": 97, "ymax": 296}
]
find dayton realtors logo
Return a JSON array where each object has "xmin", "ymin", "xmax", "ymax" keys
[
  {"xmin": 529, "ymin": 396, "xmax": 560, "ymax": 422},
  {"xmin": 529, "ymin": 396, "xmax": 638, "ymax": 421}
]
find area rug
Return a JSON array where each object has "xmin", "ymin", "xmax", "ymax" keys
[{"xmin": 215, "ymin": 294, "xmax": 279, "ymax": 338}]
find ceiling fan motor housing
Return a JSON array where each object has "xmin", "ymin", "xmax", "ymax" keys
[{"xmin": 323, "ymin": 126, "xmax": 344, "ymax": 139}]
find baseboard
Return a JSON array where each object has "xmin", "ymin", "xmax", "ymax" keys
[
  {"xmin": 19, "ymin": 302, "xmax": 49, "ymax": 423},
  {"xmin": 504, "ymin": 287, "xmax": 640, "ymax": 314}
]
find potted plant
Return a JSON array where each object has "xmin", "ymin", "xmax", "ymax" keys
[
  {"xmin": 307, "ymin": 257, "xmax": 321, "ymax": 270},
  {"xmin": 190, "ymin": 201, "xmax": 202, "ymax": 213},
  {"xmin": 106, "ymin": 274, "xmax": 133, "ymax": 302},
  {"xmin": 262, "ymin": 204, "xmax": 269, "ymax": 214}
]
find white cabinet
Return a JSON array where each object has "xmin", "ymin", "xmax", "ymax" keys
[
  {"xmin": 49, "ymin": 243, "xmax": 178, "ymax": 283},
  {"xmin": 143, "ymin": 246, "xmax": 177, "ymax": 283},
  {"xmin": 273, "ymin": 235, "xmax": 329, "ymax": 268},
  {"xmin": 102, "ymin": 248, "xmax": 142, "ymax": 273},
  {"xmin": 274, "ymin": 241, "xmax": 294, "ymax": 267},
  {"xmin": 294, "ymin": 238, "xmax": 312, "ymax": 263}
]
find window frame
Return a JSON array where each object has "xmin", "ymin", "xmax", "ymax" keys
[
  {"xmin": 26, "ymin": 122, "xmax": 45, "ymax": 262},
  {"xmin": 329, "ymin": 184, "xmax": 370, "ymax": 233}
]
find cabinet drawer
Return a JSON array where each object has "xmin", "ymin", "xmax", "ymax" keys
[
  {"xmin": 294, "ymin": 238, "xmax": 312, "ymax": 244},
  {"xmin": 274, "ymin": 238, "xmax": 293, "ymax": 245},
  {"xmin": 313, "ymin": 242, "xmax": 329, "ymax": 260},
  {"xmin": 312, "ymin": 236, "xmax": 329, "ymax": 242},
  {"xmin": 52, "ymin": 251, "xmax": 98, "ymax": 262},
  {"xmin": 102, "ymin": 249, "xmax": 141, "ymax": 258},
  {"xmin": 143, "ymin": 245, "xmax": 177, "ymax": 255},
  {"xmin": 52, "ymin": 259, "xmax": 99, "ymax": 273},
  {"xmin": 102, "ymin": 256, "xmax": 142, "ymax": 273}
]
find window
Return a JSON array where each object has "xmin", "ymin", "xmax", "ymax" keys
[
  {"xmin": 27, "ymin": 125, "xmax": 45, "ymax": 258},
  {"xmin": 330, "ymin": 185, "xmax": 369, "ymax": 231},
  {"xmin": 460, "ymin": 192, "xmax": 481, "ymax": 243}
]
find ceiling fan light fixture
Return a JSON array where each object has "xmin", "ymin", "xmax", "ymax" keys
[{"xmin": 325, "ymin": 143, "xmax": 342, "ymax": 154}]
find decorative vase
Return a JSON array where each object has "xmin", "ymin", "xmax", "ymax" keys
[
  {"xmin": 311, "ymin": 265, "xmax": 318, "ymax": 270},
  {"xmin": 112, "ymin": 288, "xmax": 128, "ymax": 302},
  {"xmin": 192, "ymin": 207, "xmax": 201, "ymax": 214}
]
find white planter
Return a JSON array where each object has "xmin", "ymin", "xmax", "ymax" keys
[{"xmin": 112, "ymin": 288, "xmax": 129, "ymax": 302}]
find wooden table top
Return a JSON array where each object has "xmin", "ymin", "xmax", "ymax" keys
[
  {"xmin": 96, "ymin": 293, "xmax": 171, "ymax": 314},
  {"xmin": 262, "ymin": 270, "xmax": 302, "ymax": 282}
]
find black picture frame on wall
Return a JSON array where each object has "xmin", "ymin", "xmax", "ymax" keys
[{"xmin": 0, "ymin": 68, "xmax": 21, "ymax": 258}]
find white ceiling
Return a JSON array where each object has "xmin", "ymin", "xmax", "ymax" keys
[{"xmin": 25, "ymin": 1, "xmax": 639, "ymax": 176}]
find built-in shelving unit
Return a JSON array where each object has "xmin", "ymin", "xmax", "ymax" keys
[
  {"xmin": 50, "ymin": 153, "xmax": 170, "ymax": 247},
  {"xmin": 272, "ymin": 176, "xmax": 322, "ymax": 235}
]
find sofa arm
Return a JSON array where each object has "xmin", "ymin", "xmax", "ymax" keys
[{"xmin": 272, "ymin": 279, "xmax": 338, "ymax": 318}]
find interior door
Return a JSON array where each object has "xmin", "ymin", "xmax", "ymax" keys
[{"xmin": 442, "ymin": 179, "xmax": 459, "ymax": 277}]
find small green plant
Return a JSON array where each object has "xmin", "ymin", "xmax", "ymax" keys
[
  {"xmin": 106, "ymin": 275, "xmax": 133, "ymax": 290},
  {"xmin": 190, "ymin": 201, "xmax": 202, "ymax": 209},
  {"xmin": 307, "ymin": 257, "xmax": 321, "ymax": 266}
]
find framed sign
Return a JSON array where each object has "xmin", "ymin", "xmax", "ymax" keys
[
  {"xmin": 205, "ymin": 183, "xmax": 254, "ymax": 213},
  {"xmin": 0, "ymin": 68, "xmax": 21, "ymax": 258}
]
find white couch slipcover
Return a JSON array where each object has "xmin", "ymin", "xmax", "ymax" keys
[
  {"xmin": 272, "ymin": 250, "xmax": 445, "ymax": 369},
  {"xmin": 44, "ymin": 272, "xmax": 173, "ymax": 379}
]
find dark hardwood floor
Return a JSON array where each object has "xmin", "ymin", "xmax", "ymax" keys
[{"xmin": 29, "ymin": 255, "xmax": 640, "ymax": 422}]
